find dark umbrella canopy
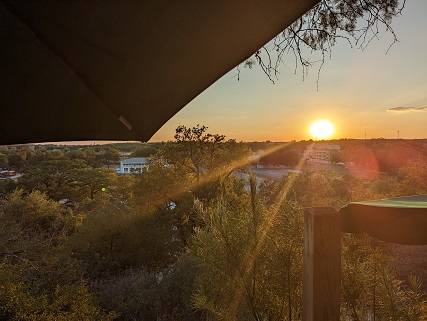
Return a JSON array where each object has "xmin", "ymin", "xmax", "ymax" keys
[
  {"xmin": 0, "ymin": 0, "xmax": 319, "ymax": 145},
  {"xmin": 340, "ymin": 195, "xmax": 427, "ymax": 245}
]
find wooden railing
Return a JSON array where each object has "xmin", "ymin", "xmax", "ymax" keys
[
  {"xmin": 303, "ymin": 207, "xmax": 341, "ymax": 320},
  {"xmin": 302, "ymin": 195, "xmax": 427, "ymax": 320}
]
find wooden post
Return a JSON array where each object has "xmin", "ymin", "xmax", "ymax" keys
[{"xmin": 303, "ymin": 207, "xmax": 341, "ymax": 321}]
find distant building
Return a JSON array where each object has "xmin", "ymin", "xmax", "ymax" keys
[
  {"xmin": 303, "ymin": 144, "xmax": 341, "ymax": 164},
  {"xmin": 118, "ymin": 157, "xmax": 148, "ymax": 174},
  {"xmin": 249, "ymin": 150, "xmax": 264, "ymax": 163},
  {"xmin": 119, "ymin": 151, "xmax": 132, "ymax": 160}
]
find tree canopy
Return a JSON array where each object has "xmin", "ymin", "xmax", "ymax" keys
[{"xmin": 1, "ymin": 128, "xmax": 427, "ymax": 320}]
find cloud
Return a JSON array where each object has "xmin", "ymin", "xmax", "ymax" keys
[{"xmin": 387, "ymin": 106, "xmax": 427, "ymax": 112}]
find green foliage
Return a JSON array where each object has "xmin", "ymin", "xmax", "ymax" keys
[
  {"xmin": 341, "ymin": 236, "xmax": 391, "ymax": 320},
  {"xmin": 1, "ymin": 136, "xmax": 426, "ymax": 320},
  {"xmin": 161, "ymin": 125, "xmax": 251, "ymax": 182},
  {"xmin": 341, "ymin": 235, "xmax": 427, "ymax": 320},
  {"xmin": 93, "ymin": 255, "xmax": 202, "ymax": 321},
  {"xmin": 0, "ymin": 190, "xmax": 113, "ymax": 320},
  {"xmin": 190, "ymin": 178, "xmax": 304, "ymax": 320},
  {"xmin": 371, "ymin": 174, "xmax": 401, "ymax": 198},
  {"xmin": 401, "ymin": 275, "xmax": 427, "ymax": 321},
  {"xmin": 70, "ymin": 167, "xmax": 116, "ymax": 200},
  {"xmin": 0, "ymin": 268, "xmax": 117, "ymax": 321},
  {"xmin": 109, "ymin": 174, "xmax": 138, "ymax": 204},
  {"xmin": 83, "ymin": 147, "xmax": 104, "ymax": 168},
  {"xmin": 92, "ymin": 268, "xmax": 160, "ymax": 320},
  {"xmin": 400, "ymin": 157, "xmax": 427, "ymax": 195},
  {"xmin": 66, "ymin": 199, "xmax": 178, "ymax": 277},
  {"xmin": 259, "ymin": 143, "xmax": 305, "ymax": 167},
  {"xmin": 340, "ymin": 140, "xmax": 425, "ymax": 175},
  {"xmin": 101, "ymin": 148, "xmax": 121, "ymax": 169},
  {"xmin": 18, "ymin": 159, "xmax": 89, "ymax": 201},
  {"xmin": 133, "ymin": 158, "xmax": 196, "ymax": 245},
  {"xmin": 130, "ymin": 145, "xmax": 158, "ymax": 158},
  {"xmin": 0, "ymin": 178, "xmax": 16, "ymax": 199},
  {"xmin": 0, "ymin": 189, "xmax": 77, "ymax": 260},
  {"xmin": 19, "ymin": 160, "xmax": 116, "ymax": 201},
  {"xmin": 65, "ymin": 149, "xmax": 87, "ymax": 161},
  {"xmin": 7, "ymin": 151, "xmax": 27, "ymax": 171},
  {"xmin": 157, "ymin": 254, "xmax": 203, "ymax": 321},
  {"xmin": 279, "ymin": 170, "xmax": 351, "ymax": 207},
  {"xmin": 0, "ymin": 153, "xmax": 8, "ymax": 168},
  {"xmin": 135, "ymin": 126, "xmax": 251, "ymax": 245}
]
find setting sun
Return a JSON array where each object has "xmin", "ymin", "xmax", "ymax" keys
[{"xmin": 309, "ymin": 120, "xmax": 334, "ymax": 139}]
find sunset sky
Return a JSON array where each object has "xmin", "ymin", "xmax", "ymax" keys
[{"xmin": 150, "ymin": 0, "xmax": 427, "ymax": 142}]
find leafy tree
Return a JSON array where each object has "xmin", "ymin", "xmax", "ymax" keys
[
  {"xmin": 161, "ymin": 125, "xmax": 226, "ymax": 182},
  {"xmin": 342, "ymin": 144, "xmax": 379, "ymax": 171},
  {"xmin": 66, "ymin": 198, "xmax": 179, "ymax": 277},
  {"xmin": 134, "ymin": 159, "xmax": 196, "ymax": 245},
  {"xmin": 26, "ymin": 149, "xmax": 67, "ymax": 167},
  {"xmin": 0, "ymin": 190, "xmax": 95, "ymax": 320},
  {"xmin": 190, "ymin": 178, "xmax": 304, "ymax": 320},
  {"xmin": 92, "ymin": 268, "xmax": 159, "ymax": 320},
  {"xmin": 134, "ymin": 154, "xmax": 249, "ymax": 246},
  {"xmin": 0, "ymin": 269, "xmax": 117, "ymax": 321},
  {"xmin": 137, "ymin": 125, "xmax": 251, "ymax": 245},
  {"xmin": 375, "ymin": 144, "xmax": 422, "ymax": 174},
  {"xmin": 7, "ymin": 152, "xmax": 26, "ymax": 172},
  {"xmin": 109, "ymin": 174, "xmax": 138, "ymax": 204},
  {"xmin": 130, "ymin": 145, "xmax": 158, "ymax": 158},
  {"xmin": 93, "ymin": 255, "xmax": 202, "ymax": 321},
  {"xmin": 157, "ymin": 254, "xmax": 204, "ymax": 321},
  {"xmin": 329, "ymin": 149, "xmax": 342, "ymax": 164},
  {"xmin": 283, "ymin": 170, "xmax": 350, "ymax": 207},
  {"xmin": 371, "ymin": 174, "xmax": 401, "ymax": 198},
  {"xmin": 70, "ymin": 167, "xmax": 116, "ymax": 200},
  {"xmin": 0, "ymin": 189, "xmax": 77, "ymax": 262},
  {"xmin": 341, "ymin": 236, "xmax": 392, "ymax": 320},
  {"xmin": 18, "ymin": 159, "xmax": 89, "ymax": 201},
  {"xmin": 341, "ymin": 234, "xmax": 427, "ymax": 320},
  {"xmin": 400, "ymin": 157, "xmax": 427, "ymax": 195},
  {"xmin": 65, "ymin": 149, "xmax": 87, "ymax": 161},
  {"xmin": 102, "ymin": 148, "xmax": 121, "ymax": 169},
  {"xmin": 161, "ymin": 125, "xmax": 251, "ymax": 183},
  {"xmin": 19, "ymin": 159, "xmax": 116, "ymax": 201},
  {"xmin": 83, "ymin": 147, "xmax": 103, "ymax": 168},
  {"xmin": 0, "ymin": 153, "xmax": 8, "ymax": 168},
  {"xmin": 0, "ymin": 179, "xmax": 16, "ymax": 199},
  {"xmin": 400, "ymin": 275, "xmax": 427, "ymax": 321},
  {"xmin": 259, "ymin": 144, "xmax": 302, "ymax": 167}
]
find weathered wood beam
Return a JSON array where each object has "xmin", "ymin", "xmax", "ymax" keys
[{"xmin": 303, "ymin": 207, "xmax": 341, "ymax": 321}]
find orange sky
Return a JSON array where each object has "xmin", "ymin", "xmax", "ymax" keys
[{"xmin": 150, "ymin": 0, "xmax": 427, "ymax": 142}]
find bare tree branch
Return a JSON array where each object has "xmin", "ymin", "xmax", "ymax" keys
[{"xmin": 240, "ymin": 0, "xmax": 406, "ymax": 87}]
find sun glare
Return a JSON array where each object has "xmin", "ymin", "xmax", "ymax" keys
[{"xmin": 309, "ymin": 120, "xmax": 334, "ymax": 139}]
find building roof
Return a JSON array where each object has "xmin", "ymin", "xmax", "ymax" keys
[{"xmin": 121, "ymin": 157, "xmax": 147, "ymax": 165}]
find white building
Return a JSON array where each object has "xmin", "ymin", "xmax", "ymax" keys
[
  {"xmin": 118, "ymin": 157, "xmax": 148, "ymax": 174},
  {"xmin": 303, "ymin": 144, "xmax": 340, "ymax": 164}
]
